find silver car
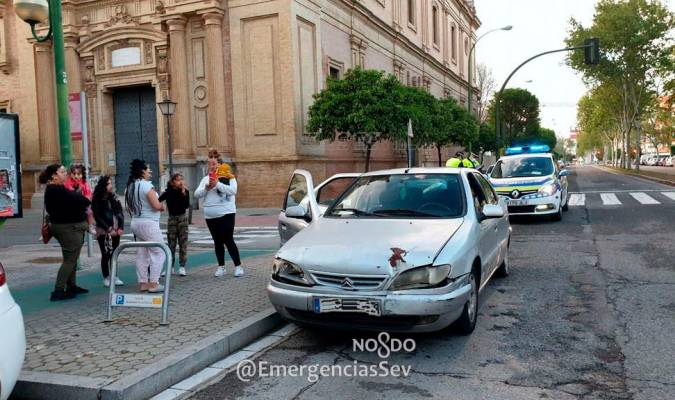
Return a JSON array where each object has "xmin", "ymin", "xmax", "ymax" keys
[{"xmin": 268, "ymin": 168, "xmax": 511, "ymax": 334}]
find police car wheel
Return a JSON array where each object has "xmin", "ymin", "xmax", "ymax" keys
[
  {"xmin": 562, "ymin": 194, "xmax": 569, "ymax": 211},
  {"xmin": 551, "ymin": 206, "xmax": 563, "ymax": 221}
]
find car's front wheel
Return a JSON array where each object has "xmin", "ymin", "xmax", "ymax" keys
[
  {"xmin": 455, "ymin": 270, "xmax": 478, "ymax": 335},
  {"xmin": 551, "ymin": 205, "xmax": 563, "ymax": 221},
  {"xmin": 562, "ymin": 192, "xmax": 569, "ymax": 211},
  {"xmin": 495, "ymin": 245, "xmax": 510, "ymax": 278}
]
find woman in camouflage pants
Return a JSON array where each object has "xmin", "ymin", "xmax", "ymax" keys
[{"xmin": 159, "ymin": 174, "xmax": 190, "ymax": 276}]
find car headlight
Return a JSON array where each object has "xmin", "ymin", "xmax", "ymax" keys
[
  {"xmin": 538, "ymin": 182, "xmax": 558, "ymax": 196},
  {"xmin": 390, "ymin": 264, "xmax": 451, "ymax": 290},
  {"xmin": 272, "ymin": 258, "xmax": 314, "ymax": 286}
]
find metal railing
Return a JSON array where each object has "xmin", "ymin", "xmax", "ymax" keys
[{"xmin": 106, "ymin": 241, "xmax": 173, "ymax": 325}]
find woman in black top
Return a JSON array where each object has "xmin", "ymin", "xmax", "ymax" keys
[
  {"xmin": 40, "ymin": 164, "xmax": 91, "ymax": 301},
  {"xmin": 92, "ymin": 176, "xmax": 125, "ymax": 287},
  {"xmin": 158, "ymin": 173, "xmax": 190, "ymax": 276}
]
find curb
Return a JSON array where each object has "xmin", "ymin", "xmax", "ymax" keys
[
  {"xmin": 12, "ymin": 309, "xmax": 283, "ymax": 400},
  {"xmin": 596, "ymin": 166, "xmax": 675, "ymax": 187}
]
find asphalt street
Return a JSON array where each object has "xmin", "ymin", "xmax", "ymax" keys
[{"xmin": 188, "ymin": 166, "xmax": 675, "ymax": 400}]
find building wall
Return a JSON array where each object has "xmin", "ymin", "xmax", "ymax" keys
[{"xmin": 0, "ymin": 0, "xmax": 479, "ymax": 208}]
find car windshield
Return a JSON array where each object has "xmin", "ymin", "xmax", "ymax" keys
[
  {"xmin": 326, "ymin": 174, "xmax": 464, "ymax": 218},
  {"xmin": 491, "ymin": 156, "xmax": 554, "ymax": 178}
]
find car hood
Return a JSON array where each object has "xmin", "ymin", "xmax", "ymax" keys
[
  {"xmin": 490, "ymin": 175, "xmax": 554, "ymax": 191},
  {"xmin": 277, "ymin": 217, "xmax": 464, "ymax": 276}
]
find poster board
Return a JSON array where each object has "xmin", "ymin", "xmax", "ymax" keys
[{"xmin": 0, "ymin": 113, "xmax": 22, "ymax": 218}]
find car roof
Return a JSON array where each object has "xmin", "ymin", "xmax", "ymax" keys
[{"xmin": 360, "ymin": 167, "xmax": 471, "ymax": 176}]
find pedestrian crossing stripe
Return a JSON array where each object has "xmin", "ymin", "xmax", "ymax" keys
[
  {"xmin": 600, "ymin": 193, "xmax": 621, "ymax": 205},
  {"xmin": 565, "ymin": 192, "xmax": 675, "ymax": 207},
  {"xmin": 629, "ymin": 192, "xmax": 659, "ymax": 205}
]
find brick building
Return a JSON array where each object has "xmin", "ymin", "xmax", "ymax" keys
[{"xmin": 0, "ymin": 0, "xmax": 479, "ymax": 208}]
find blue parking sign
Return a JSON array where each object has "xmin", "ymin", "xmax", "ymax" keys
[{"xmin": 116, "ymin": 295, "xmax": 125, "ymax": 305}]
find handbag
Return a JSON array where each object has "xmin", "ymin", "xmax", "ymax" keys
[{"xmin": 41, "ymin": 204, "xmax": 52, "ymax": 244}]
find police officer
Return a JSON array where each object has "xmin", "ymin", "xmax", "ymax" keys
[{"xmin": 446, "ymin": 152, "xmax": 463, "ymax": 167}]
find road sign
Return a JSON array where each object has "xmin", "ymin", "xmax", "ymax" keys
[{"xmin": 113, "ymin": 293, "xmax": 163, "ymax": 308}]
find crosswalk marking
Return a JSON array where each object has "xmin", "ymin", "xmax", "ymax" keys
[
  {"xmin": 662, "ymin": 192, "xmax": 675, "ymax": 201},
  {"xmin": 568, "ymin": 194, "xmax": 585, "ymax": 206},
  {"xmin": 600, "ymin": 193, "xmax": 621, "ymax": 205},
  {"xmin": 630, "ymin": 192, "xmax": 660, "ymax": 205}
]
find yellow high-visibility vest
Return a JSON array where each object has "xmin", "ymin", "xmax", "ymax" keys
[{"xmin": 446, "ymin": 158, "xmax": 461, "ymax": 167}]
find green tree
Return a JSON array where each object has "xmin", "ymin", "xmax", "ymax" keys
[
  {"xmin": 576, "ymin": 83, "xmax": 623, "ymax": 164},
  {"xmin": 566, "ymin": 0, "xmax": 674, "ymax": 169},
  {"xmin": 474, "ymin": 123, "xmax": 497, "ymax": 164},
  {"xmin": 306, "ymin": 68, "xmax": 408, "ymax": 171},
  {"xmin": 487, "ymin": 88, "xmax": 541, "ymax": 146}
]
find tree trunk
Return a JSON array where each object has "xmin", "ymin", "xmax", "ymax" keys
[
  {"xmin": 365, "ymin": 143, "xmax": 372, "ymax": 172},
  {"xmin": 437, "ymin": 146, "xmax": 442, "ymax": 167}
]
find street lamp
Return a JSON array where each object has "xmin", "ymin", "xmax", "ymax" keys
[
  {"xmin": 14, "ymin": 0, "xmax": 73, "ymax": 166},
  {"xmin": 467, "ymin": 25, "xmax": 512, "ymax": 116},
  {"xmin": 467, "ymin": 25, "xmax": 512, "ymax": 154},
  {"xmin": 157, "ymin": 99, "xmax": 177, "ymax": 176}
]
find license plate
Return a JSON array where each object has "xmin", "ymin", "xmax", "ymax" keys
[
  {"xmin": 313, "ymin": 297, "xmax": 381, "ymax": 316},
  {"xmin": 507, "ymin": 199, "xmax": 529, "ymax": 206}
]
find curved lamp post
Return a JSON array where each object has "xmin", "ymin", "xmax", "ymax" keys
[
  {"xmin": 158, "ymin": 99, "xmax": 177, "ymax": 177},
  {"xmin": 14, "ymin": 0, "xmax": 72, "ymax": 166}
]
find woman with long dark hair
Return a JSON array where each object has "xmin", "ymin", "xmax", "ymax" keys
[
  {"xmin": 125, "ymin": 159, "xmax": 165, "ymax": 292},
  {"xmin": 194, "ymin": 149, "xmax": 243, "ymax": 277},
  {"xmin": 40, "ymin": 164, "xmax": 91, "ymax": 301},
  {"xmin": 92, "ymin": 176, "xmax": 125, "ymax": 287}
]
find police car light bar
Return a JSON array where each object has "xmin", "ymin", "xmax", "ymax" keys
[{"xmin": 505, "ymin": 145, "xmax": 550, "ymax": 155}]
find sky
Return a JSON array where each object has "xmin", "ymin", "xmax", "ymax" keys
[{"xmin": 474, "ymin": 0, "xmax": 598, "ymax": 139}]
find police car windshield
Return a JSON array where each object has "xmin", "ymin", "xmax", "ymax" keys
[{"xmin": 491, "ymin": 156, "xmax": 554, "ymax": 178}]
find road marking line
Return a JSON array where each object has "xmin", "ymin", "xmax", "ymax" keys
[
  {"xmin": 568, "ymin": 194, "xmax": 585, "ymax": 206},
  {"xmin": 662, "ymin": 192, "xmax": 675, "ymax": 201},
  {"xmin": 630, "ymin": 192, "xmax": 660, "ymax": 205},
  {"xmin": 600, "ymin": 193, "xmax": 621, "ymax": 205}
]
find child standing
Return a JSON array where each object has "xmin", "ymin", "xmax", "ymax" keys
[
  {"xmin": 64, "ymin": 164, "xmax": 96, "ymax": 235},
  {"xmin": 158, "ymin": 173, "xmax": 190, "ymax": 276}
]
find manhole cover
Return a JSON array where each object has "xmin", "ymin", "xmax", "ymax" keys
[{"xmin": 29, "ymin": 257, "xmax": 63, "ymax": 264}]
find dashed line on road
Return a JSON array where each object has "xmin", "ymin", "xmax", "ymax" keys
[
  {"xmin": 568, "ymin": 194, "xmax": 585, "ymax": 206},
  {"xmin": 662, "ymin": 192, "xmax": 675, "ymax": 201},
  {"xmin": 600, "ymin": 193, "xmax": 621, "ymax": 205}
]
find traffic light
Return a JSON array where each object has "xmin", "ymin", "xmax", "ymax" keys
[{"xmin": 584, "ymin": 38, "xmax": 600, "ymax": 65}]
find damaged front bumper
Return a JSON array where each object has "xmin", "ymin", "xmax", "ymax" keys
[{"xmin": 267, "ymin": 274, "xmax": 472, "ymax": 332}]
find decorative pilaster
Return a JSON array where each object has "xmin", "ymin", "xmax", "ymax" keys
[
  {"xmin": 34, "ymin": 42, "xmax": 59, "ymax": 163},
  {"xmin": 167, "ymin": 17, "xmax": 193, "ymax": 157},
  {"xmin": 203, "ymin": 12, "xmax": 228, "ymax": 152}
]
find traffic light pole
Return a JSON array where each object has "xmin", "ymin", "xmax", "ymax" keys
[{"xmin": 495, "ymin": 43, "xmax": 597, "ymax": 155}]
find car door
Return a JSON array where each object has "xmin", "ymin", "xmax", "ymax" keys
[
  {"xmin": 466, "ymin": 173, "xmax": 499, "ymax": 283},
  {"xmin": 474, "ymin": 173, "xmax": 508, "ymax": 271},
  {"xmin": 278, "ymin": 170, "xmax": 320, "ymax": 245},
  {"xmin": 278, "ymin": 171, "xmax": 359, "ymax": 244}
]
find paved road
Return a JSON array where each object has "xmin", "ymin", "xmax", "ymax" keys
[{"xmin": 189, "ymin": 166, "xmax": 675, "ymax": 400}]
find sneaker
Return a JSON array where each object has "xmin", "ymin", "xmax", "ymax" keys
[
  {"xmin": 161, "ymin": 270, "xmax": 166, "ymax": 277},
  {"xmin": 114, "ymin": 277, "xmax": 124, "ymax": 286},
  {"xmin": 234, "ymin": 266, "xmax": 244, "ymax": 277},
  {"xmin": 214, "ymin": 266, "xmax": 225, "ymax": 277},
  {"xmin": 178, "ymin": 267, "xmax": 187, "ymax": 276},
  {"xmin": 148, "ymin": 284, "xmax": 165, "ymax": 293},
  {"xmin": 103, "ymin": 277, "xmax": 111, "ymax": 287},
  {"xmin": 50, "ymin": 290, "xmax": 77, "ymax": 301}
]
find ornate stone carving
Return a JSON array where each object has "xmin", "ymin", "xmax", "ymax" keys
[
  {"xmin": 144, "ymin": 41, "xmax": 153, "ymax": 64},
  {"xmin": 156, "ymin": 46, "xmax": 170, "ymax": 99},
  {"xmin": 349, "ymin": 35, "xmax": 367, "ymax": 68},
  {"xmin": 97, "ymin": 48, "xmax": 105, "ymax": 71},
  {"xmin": 155, "ymin": 1, "xmax": 166, "ymax": 15},
  {"xmin": 104, "ymin": 5, "xmax": 137, "ymax": 27}
]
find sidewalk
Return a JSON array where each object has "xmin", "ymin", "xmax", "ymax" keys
[
  {"xmin": 6, "ymin": 240, "xmax": 282, "ymax": 399},
  {"xmin": 599, "ymin": 165, "xmax": 675, "ymax": 187}
]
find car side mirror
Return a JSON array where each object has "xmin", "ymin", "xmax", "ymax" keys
[
  {"xmin": 482, "ymin": 204, "xmax": 504, "ymax": 219},
  {"xmin": 559, "ymin": 169, "xmax": 569, "ymax": 177},
  {"xmin": 286, "ymin": 205, "xmax": 310, "ymax": 221}
]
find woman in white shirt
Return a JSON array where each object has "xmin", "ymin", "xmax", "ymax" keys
[
  {"xmin": 125, "ymin": 159, "xmax": 166, "ymax": 292},
  {"xmin": 194, "ymin": 149, "xmax": 243, "ymax": 277}
]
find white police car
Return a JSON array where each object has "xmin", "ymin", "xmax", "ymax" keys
[{"xmin": 488, "ymin": 145, "xmax": 569, "ymax": 221}]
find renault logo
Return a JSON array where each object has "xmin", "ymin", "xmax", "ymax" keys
[
  {"xmin": 511, "ymin": 189, "xmax": 520, "ymax": 198},
  {"xmin": 341, "ymin": 277, "xmax": 354, "ymax": 288}
]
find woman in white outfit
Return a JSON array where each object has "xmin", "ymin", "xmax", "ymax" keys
[
  {"xmin": 125, "ymin": 159, "xmax": 166, "ymax": 292},
  {"xmin": 194, "ymin": 149, "xmax": 243, "ymax": 277}
]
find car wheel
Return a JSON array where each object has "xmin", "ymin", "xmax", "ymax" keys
[
  {"xmin": 455, "ymin": 270, "xmax": 478, "ymax": 335},
  {"xmin": 562, "ymin": 193, "xmax": 569, "ymax": 211},
  {"xmin": 551, "ymin": 206, "xmax": 562, "ymax": 221},
  {"xmin": 496, "ymin": 246, "xmax": 510, "ymax": 278}
]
